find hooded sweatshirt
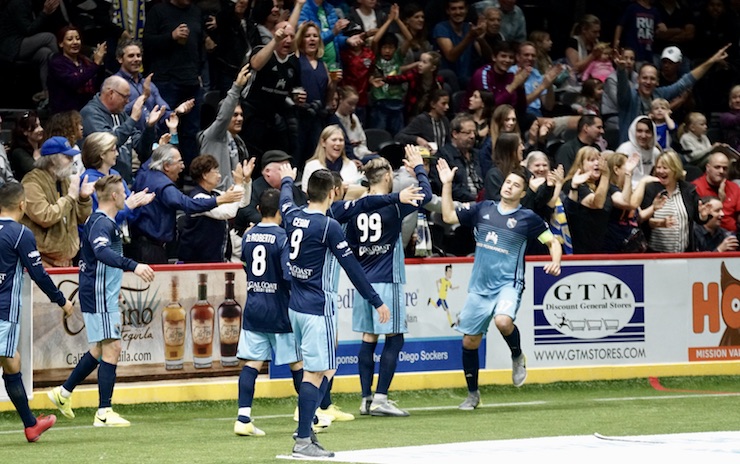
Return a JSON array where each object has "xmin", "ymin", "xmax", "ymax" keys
[{"xmin": 616, "ymin": 116, "xmax": 661, "ymax": 186}]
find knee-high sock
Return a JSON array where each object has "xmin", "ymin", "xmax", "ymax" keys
[
  {"xmin": 376, "ymin": 334, "xmax": 404, "ymax": 395},
  {"xmin": 290, "ymin": 368, "xmax": 303, "ymax": 395},
  {"xmin": 503, "ymin": 326, "xmax": 522, "ymax": 358},
  {"xmin": 319, "ymin": 377, "xmax": 333, "ymax": 409},
  {"xmin": 462, "ymin": 347, "xmax": 479, "ymax": 392},
  {"xmin": 297, "ymin": 382, "xmax": 320, "ymax": 439},
  {"xmin": 3, "ymin": 372, "xmax": 35, "ymax": 428},
  {"xmin": 62, "ymin": 351, "xmax": 99, "ymax": 393},
  {"xmin": 97, "ymin": 361, "xmax": 117, "ymax": 409},
  {"xmin": 358, "ymin": 340, "xmax": 377, "ymax": 398}
]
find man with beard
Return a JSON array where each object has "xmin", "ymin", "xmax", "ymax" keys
[{"xmin": 20, "ymin": 137, "xmax": 95, "ymax": 267}]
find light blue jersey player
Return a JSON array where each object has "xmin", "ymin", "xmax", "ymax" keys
[
  {"xmin": 438, "ymin": 160, "xmax": 562, "ymax": 411},
  {"xmin": 48, "ymin": 175, "xmax": 154, "ymax": 427},
  {"xmin": 234, "ymin": 188, "xmax": 302, "ymax": 437},
  {"xmin": 279, "ymin": 166, "xmax": 391, "ymax": 459},
  {"xmin": 344, "ymin": 149, "xmax": 432, "ymax": 417},
  {"xmin": 0, "ymin": 182, "xmax": 73, "ymax": 442}
]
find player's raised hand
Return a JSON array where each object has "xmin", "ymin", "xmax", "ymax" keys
[
  {"xmin": 399, "ymin": 185, "xmax": 424, "ymax": 206},
  {"xmin": 279, "ymin": 163, "xmax": 297, "ymax": 180},
  {"xmin": 134, "ymin": 263, "xmax": 155, "ymax": 282},
  {"xmin": 404, "ymin": 144, "xmax": 423, "ymax": 169},
  {"xmin": 376, "ymin": 304, "xmax": 390, "ymax": 324},
  {"xmin": 436, "ymin": 158, "xmax": 457, "ymax": 185}
]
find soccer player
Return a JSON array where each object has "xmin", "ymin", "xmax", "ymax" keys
[
  {"xmin": 48, "ymin": 175, "xmax": 155, "ymax": 426},
  {"xmin": 279, "ymin": 166, "xmax": 390, "ymax": 459},
  {"xmin": 428, "ymin": 264, "xmax": 459, "ymax": 327},
  {"xmin": 437, "ymin": 159, "xmax": 562, "ymax": 410},
  {"xmin": 0, "ymin": 182, "xmax": 74, "ymax": 442},
  {"xmin": 345, "ymin": 149, "xmax": 432, "ymax": 417}
]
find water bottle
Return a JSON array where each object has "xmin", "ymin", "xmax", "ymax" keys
[{"xmin": 415, "ymin": 212, "xmax": 431, "ymax": 257}]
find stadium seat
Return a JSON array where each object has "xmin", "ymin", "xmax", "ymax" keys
[
  {"xmin": 200, "ymin": 90, "xmax": 221, "ymax": 130},
  {"xmin": 365, "ymin": 128, "xmax": 393, "ymax": 152},
  {"xmin": 707, "ymin": 127, "xmax": 722, "ymax": 144},
  {"xmin": 604, "ymin": 128, "xmax": 620, "ymax": 151}
]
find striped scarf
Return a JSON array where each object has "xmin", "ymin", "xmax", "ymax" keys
[
  {"xmin": 550, "ymin": 197, "xmax": 573, "ymax": 255},
  {"xmin": 111, "ymin": 0, "xmax": 147, "ymax": 40}
]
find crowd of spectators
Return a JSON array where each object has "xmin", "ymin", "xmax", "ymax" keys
[{"xmin": 3, "ymin": 0, "xmax": 740, "ymax": 266}]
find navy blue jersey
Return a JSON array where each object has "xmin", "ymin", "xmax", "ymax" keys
[
  {"xmin": 280, "ymin": 178, "xmax": 383, "ymax": 316},
  {"xmin": 78, "ymin": 211, "xmax": 138, "ymax": 314},
  {"xmin": 457, "ymin": 201, "xmax": 550, "ymax": 295},
  {"xmin": 240, "ymin": 223, "xmax": 292, "ymax": 333},
  {"xmin": 0, "ymin": 218, "xmax": 66, "ymax": 322},
  {"xmin": 344, "ymin": 165, "xmax": 433, "ymax": 283}
]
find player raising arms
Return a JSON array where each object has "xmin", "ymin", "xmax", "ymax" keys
[
  {"xmin": 279, "ymin": 166, "xmax": 392, "ymax": 459},
  {"xmin": 0, "ymin": 182, "xmax": 74, "ymax": 442},
  {"xmin": 437, "ymin": 159, "xmax": 561, "ymax": 410},
  {"xmin": 48, "ymin": 175, "xmax": 154, "ymax": 427}
]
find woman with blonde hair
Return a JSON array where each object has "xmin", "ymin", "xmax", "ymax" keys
[
  {"xmin": 565, "ymin": 14, "xmax": 605, "ymax": 77},
  {"xmin": 640, "ymin": 150, "xmax": 712, "ymax": 252},
  {"xmin": 301, "ymin": 124, "xmax": 362, "ymax": 193}
]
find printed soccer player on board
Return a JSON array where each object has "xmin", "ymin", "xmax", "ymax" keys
[
  {"xmin": 0, "ymin": 182, "xmax": 75, "ymax": 442},
  {"xmin": 48, "ymin": 175, "xmax": 155, "ymax": 427},
  {"xmin": 428, "ymin": 264, "xmax": 459, "ymax": 327},
  {"xmin": 437, "ymin": 158, "xmax": 562, "ymax": 410}
]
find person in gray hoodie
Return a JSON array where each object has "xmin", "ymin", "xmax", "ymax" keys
[{"xmin": 616, "ymin": 44, "xmax": 730, "ymax": 144}]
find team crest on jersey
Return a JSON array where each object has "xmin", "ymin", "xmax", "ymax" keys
[
  {"xmin": 336, "ymin": 240, "xmax": 348, "ymax": 249},
  {"xmin": 507, "ymin": 218, "xmax": 517, "ymax": 229},
  {"xmin": 485, "ymin": 231, "xmax": 498, "ymax": 244}
]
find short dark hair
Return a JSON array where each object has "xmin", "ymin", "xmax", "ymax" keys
[
  {"xmin": 95, "ymin": 175, "xmax": 123, "ymax": 202},
  {"xmin": 429, "ymin": 88, "xmax": 449, "ymax": 105},
  {"xmin": 0, "ymin": 182, "xmax": 24, "ymax": 210},
  {"xmin": 307, "ymin": 169, "xmax": 335, "ymax": 202},
  {"xmin": 378, "ymin": 32, "xmax": 399, "ymax": 49},
  {"xmin": 445, "ymin": 264, "xmax": 452, "ymax": 272},
  {"xmin": 492, "ymin": 40, "xmax": 516, "ymax": 57},
  {"xmin": 189, "ymin": 154, "xmax": 220, "ymax": 182},
  {"xmin": 577, "ymin": 114, "xmax": 600, "ymax": 133},
  {"xmin": 508, "ymin": 166, "xmax": 529, "ymax": 189},
  {"xmin": 330, "ymin": 171, "xmax": 343, "ymax": 190},
  {"xmin": 116, "ymin": 39, "xmax": 142, "ymax": 59},
  {"xmin": 258, "ymin": 188, "xmax": 280, "ymax": 218}
]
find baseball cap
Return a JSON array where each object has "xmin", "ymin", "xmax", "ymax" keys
[
  {"xmin": 40, "ymin": 136, "xmax": 80, "ymax": 157},
  {"xmin": 661, "ymin": 46, "xmax": 682, "ymax": 63},
  {"xmin": 261, "ymin": 150, "xmax": 292, "ymax": 168}
]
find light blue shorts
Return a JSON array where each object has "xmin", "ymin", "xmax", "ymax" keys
[
  {"xmin": 289, "ymin": 309, "xmax": 336, "ymax": 372},
  {"xmin": 236, "ymin": 329, "xmax": 301, "ymax": 366},
  {"xmin": 0, "ymin": 320, "xmax": 20, "ymax": 358},
  {"xmin": 83, "ymin": 311, "xmax": 122, "ymax": 343},
  {"xmin": 454, "ymin": 285, "xmax": 522, "ymax": 336},
  {"xmin": 352, "ymin": 283, "xmax": 407, "ymax": 335}
]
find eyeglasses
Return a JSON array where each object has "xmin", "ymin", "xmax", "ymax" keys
[{"xmin": 112, "ymin": 89, "xmax": 131, "ymax": 100}]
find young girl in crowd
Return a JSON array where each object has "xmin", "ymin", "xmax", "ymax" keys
[
  {"xmin": 335, "ymin": 85, "xmax": 374, "ymax": 160},
  {"xmin": 680, "ymin": 112, "xmax": 724, "ymax": 167},
  {"xmin": 467, "ymin": 90, "xmax": 495, "ymax": 148},
  {"xmin": 580, "ymin": 44, "xmax": 615, "ymax": 83},
  {"xmin": 571, "ymin": 78, "xmax": 602, "ymax": 116},
  {"xmin": 377, "ymin": 50, "xmax": 444, "ymax": 123},
  {"xmin": 529, "ymin": 30, "xmax": 554, "ymax": 75}
]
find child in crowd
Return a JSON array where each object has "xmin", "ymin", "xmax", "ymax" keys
[
  {"xmin": 679, "ymin": 112, "xmax": 724, "ymax": 167},
  {"xmin": 529, "ymin": 30, "xmax": 554, "ymax": 76},
  {"xmin": 649, "ymin": 98, "xmax": 676, "ymax": 150},
  {"xmin": 571, "ymin": 78, "xmax": 602, "ymax": 116},
  {"xmin": 580, "ymin": 44, "xmax": 615, "ymax": 83},
  {"xmin": 340, "ymin": 30, "xmax": 376, "ymax": 124},
  {"xmin": 377, "ymin": 50, "xmax": 444, "ymax": 124},
  {"xmin": 369, "ymin": 31, "xmax": 406, "ymax": 135}
]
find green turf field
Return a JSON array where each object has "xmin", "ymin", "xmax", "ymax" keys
[{"xmin": 3, "ymin": 376, "xmax": 739, "ymax": 463}]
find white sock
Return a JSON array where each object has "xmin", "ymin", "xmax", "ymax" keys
[
  {"xmin": 373, "ymin": 393, "xmax": 387, "ymax": 403},
  {"xmin": 60, "ymin": 386, "xmax": 72, "ymax": 398},
  {"xmin": 97, "ymin": 407, "xmax": 107, "ymax": 416},
  {"xmin": 238, "ymin": 407, "xmax": 251, "ymax": 419}
]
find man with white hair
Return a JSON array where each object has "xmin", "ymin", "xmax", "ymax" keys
[
  {"xmin": 81, "ymin": 75, "xmax": 165, "ymax": 184},
  {"xmin": 20, "ymin": 137, "xmax": 95, "ymax": 267}
]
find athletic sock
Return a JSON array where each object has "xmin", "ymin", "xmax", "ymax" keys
[
  {"xmin": 237, "ymin": 407, "xmax": 252, "ymax": 424},
  {"xmin": 97, "ymin": 361, "xmax": 117, "ymax": 409},
  {"xmin": 238, "ymin": 365, "xmax": 259, "ymax": 413},
  {"xmin": 3, "ymin": 372, "xmax": 35, "ymax": 428},
  {"xmin": 290, "ymin": 368, "xmax": 303, "ymax": 395},
  {"xmin": 376, "ymin": 334, "xmax": 404, "ymax": 395},
  {"xmin": 63, "ymin": 351, "xmax": 99, "ymax": 393},
  {"xmin": 297, "ymin": 382, "xmax": 320, "ymax": 439},
  {"xmin": 503, "ymin": 325, "xmax": 522, "ymax": 358},
  {"xmin": 462, "ymin": 347, "xmax": 480, "ymax": 393},
  {"xmin": 358, "ymin": 340, "xmax": 377, "ymax": 398},
  {"xmin": 319, "ymin": 377, "xmax": 333, "ymax": 410}
]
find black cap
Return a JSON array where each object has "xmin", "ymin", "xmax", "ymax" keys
[{"xmin": 261, "ymin": 150, "xmax": 292, "ymax": 168}]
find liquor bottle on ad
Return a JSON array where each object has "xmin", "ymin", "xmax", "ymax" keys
[
  {"xmin": 191, "ymin": 273, "xmax": 215, "ymax": 368},
  {"xmin": 162, "ymin": 276, "xmax": 186, "ymax": 370},
  {"xmin": 218, "ymin": 272, "xmax": 242, "ymax": 367}
]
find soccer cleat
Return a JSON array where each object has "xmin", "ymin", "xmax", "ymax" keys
[
  {"xmin": 512, "ymin": 353, "xmax": 528, "ymax": 387},
  {"xmin": 24, "ymin": 414, "xmax": 56, "ymax": 442},
  {"xmin": 47, "ymin": 386, "xmax": 74, "ymax": 419},
  {"xmin": 234, "ymin": 420, "xmax": 265, "ymax": 436},
  {"xmin": 319, "ymin": 404, "xmax": 355, "ymax": 421},
  {"xmin": 292, "ymin": 437, "xmax": 335, "ymax": 458},
  {"xmin": 458, "ymin": 391, "xmax": 481, "ymax": 410},
  {"xmin": 93, "ymin": 408, "xmax": 130, "ymax": 427},
  {"xmin": 293, "ymin": 406, "xmax": 334, "ymax": 424},
  {"xmin": 359, "ymin": 397, "xmax": 372, "ymax": 415},
  {"xmin": 312, "ymin": 415, "xmax": 332, "ymax": 433},
  {"xmin": 369, "ymin": 399, "xmax": 410, "ymax": 417}
]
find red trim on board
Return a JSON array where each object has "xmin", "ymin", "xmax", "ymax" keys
[{"xmin": 648, "ymin": 377, "xmax": 736, "ymax": 395}]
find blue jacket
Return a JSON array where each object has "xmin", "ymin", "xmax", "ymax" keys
[
  {"xmin": 130, "ymin": 165, "xmax": 217, "ymax": 243},
  {"xmin": 299, "ymin": 0, "xmax": 347, "ymax": 64}
]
